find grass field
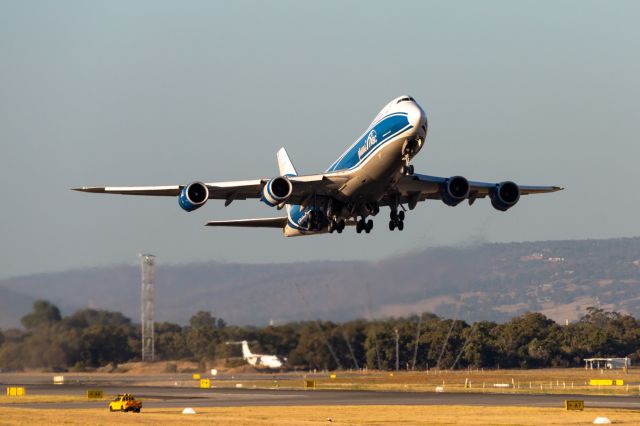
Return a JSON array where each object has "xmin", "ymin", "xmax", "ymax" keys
[
  {"xmin": 1, "ymin": 405, "xmax": 639, "ymax": 425},
  {"xmin": 0, "ymin": 395, "xmax": 88, "ymax": 405},
  {"xmin": 189, "ymin": 368, "xmax": 640, "ymax": 396}
]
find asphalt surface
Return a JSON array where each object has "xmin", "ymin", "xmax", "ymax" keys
[{"xmin": 2, "ymin": 375, "xmax": 639, "ymax": 410}]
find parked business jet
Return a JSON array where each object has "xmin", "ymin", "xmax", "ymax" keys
[{"xmin": 75, "ymin": 96, "xmax": 562, "ymax": 235}]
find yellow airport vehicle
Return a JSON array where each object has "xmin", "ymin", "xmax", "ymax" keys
[{"xmin": 108, "ymin": 393, "xmax": 142, "ymax": 413}]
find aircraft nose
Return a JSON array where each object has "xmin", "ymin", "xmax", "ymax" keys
[{"xmin": 407, "ymin": 103, "xmax": 426, "ymax": 129}]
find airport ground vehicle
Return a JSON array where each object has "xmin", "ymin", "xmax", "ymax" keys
[{"xmin": 108, "ymin": 393, "xmax": 141, "ymax": 412}]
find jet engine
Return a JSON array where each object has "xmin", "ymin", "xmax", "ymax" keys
[
  {"xmin": 178, "ymin": 182, "xmax": 209, "ymax": 212},
  {"xmin": 261, "ymin": 176, "xmax": 293, "ymax": 207},
  {"xmin": 490, "ymin": 181, "xmax": 520, "ymax": 211},
  {"xmin": 440, "ymin": 176, "xmax": 470, "ymax": 206}
]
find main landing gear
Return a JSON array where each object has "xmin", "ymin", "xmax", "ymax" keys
[
  {"xmin": 389, "ymin": 209, "xmax": 405, "ymax": 231},
  {"xmin": 356, "ymin": 218, "xmax": 373, "ymax": 234},
  {"xmin": 328, "ymin": 219, "xmax": 346, "ymax": 234}
]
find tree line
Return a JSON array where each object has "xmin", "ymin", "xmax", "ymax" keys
[{"xmin": 0, "ymin": 300, "xmax": 638, "ymax": 371}]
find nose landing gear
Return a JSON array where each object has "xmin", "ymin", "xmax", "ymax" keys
[
  {"xmin": 401, "ymin": 139, "xmax": 420, "ymax": 175},
  {"xmin": 401, "ymin": 164, "xmax": 414, "ymax": 176}
]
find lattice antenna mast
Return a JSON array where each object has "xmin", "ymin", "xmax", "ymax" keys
[{"xmin": 140, "ymin": 254, "xmax": 156, "ymax": 362}]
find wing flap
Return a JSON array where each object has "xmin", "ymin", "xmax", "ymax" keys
[{"xmin": 205, "ymin": 217, "xmax": 287, "ymax": 228}]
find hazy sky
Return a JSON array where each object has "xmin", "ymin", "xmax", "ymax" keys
[{"xmin": 1, "ymin": 1, "xmax": 639, "ymax": 279}]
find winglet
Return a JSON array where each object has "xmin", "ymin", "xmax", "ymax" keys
[{"xmin": 72, "ymin": 187, "xmax": 106, "ymax": 193}]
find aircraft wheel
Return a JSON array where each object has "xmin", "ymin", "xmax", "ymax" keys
[
  {"xmin": 390, "ymin": 210, "xmax": 398, "ymax": 221},
  {"xmin": 367, "ymin": 219, "xmax": 373, "ymax": 231},
  {"xmin": 356, "ymin": 221, "xmax": 362, "ymax": 233},
  {"xmin": 389, "ymin": 220, "xmax": 395, "ymax": 231},
  {"xmin": 328, "ymin": 221, "xmax": 334, "ymax": 233},
  {"xmin": 398, "ymin": 211, "xmax": 405, "ymax": 221},
  {"xmin": 397, "ymin": 220, "xmax": 404, "ymax": 231}
]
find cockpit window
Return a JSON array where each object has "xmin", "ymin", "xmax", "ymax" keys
[{"xmin": 397, "ymin": 97, "xmax": 414, "ymax": 104}]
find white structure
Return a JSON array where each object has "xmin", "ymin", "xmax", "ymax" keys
[
  {"xmin": 584, "ymin": 357, "xmax": 630, "ymax": 370},
  {"xmin": 140, "ymin": 254, "xmax": 155, "ymax": 362},
  {"xmin": 241, "ymin": 340, "xmax": 283, "ymax": 369}
]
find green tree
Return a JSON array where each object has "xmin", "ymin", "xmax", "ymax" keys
[
  {"xmin": 155, "ymin": 322, "xmax": 190, "ymax": 360},
  {"xmin": 462, "ymin": 320, "xmax": 498, "ymax": 368},
  {"xmin": 185, "ymin": 311, "xmax": 224, "ymax": 361},
  {"xmin": 76, "ymin": 324, "xmax": 132, "ymax": 368},
  {"xmin": 21, "ymin": 300, "xmax": 61, "ymax": 330}
]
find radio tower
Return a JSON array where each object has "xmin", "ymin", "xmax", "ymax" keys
[{"xmin": 140, "ymin": 254, "xmax": 155, "ymax": 362}]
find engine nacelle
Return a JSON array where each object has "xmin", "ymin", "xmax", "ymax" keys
[
  {"xmin": 261, "ymin": 176, "xmax": 293, "ymax": 207},
  {"xmin": 490, "ymin": 181, "xmax": 520, "ymax": 211},
  {"xmin": 179, "ymin": 182, "xmax": 209, "ymax": 212},
  {"xmin": 440, "ymin": 175, "xmax": 470, "ymax": 206}
]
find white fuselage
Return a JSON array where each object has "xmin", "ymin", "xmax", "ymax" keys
[
  {"xmin": 283, "ymin": 96, "xmax": 427, "ymax": 236},
  {"xmin": 241, "ymin": 340, "xmax": 283, "ymax": 369}
]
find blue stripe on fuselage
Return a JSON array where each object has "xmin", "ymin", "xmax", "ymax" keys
[{"xmin": 326, "ymin": 112, "xmax": 411, "ymax": 172}]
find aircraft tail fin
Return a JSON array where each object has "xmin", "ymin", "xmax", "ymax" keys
[
  {"xmin": 277, "ymin": 147, "xmax": 298, "ymax": 177},
  {"xmin": 241, "ymin": 340, "xmax": 252, "ymax": 359}
]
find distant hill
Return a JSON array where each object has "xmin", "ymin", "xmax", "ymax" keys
[
  {"xmin": 2, "ymin": 237, "xmax": 640, "ymax": 328},
  {"xmin": 0, "ymin": 286, "xmax": 36, "ymax": 329}
]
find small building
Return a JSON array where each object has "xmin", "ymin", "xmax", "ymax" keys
[{"xmin": 584, "ymin": 357, "xmax": 630, "ymax": 370}]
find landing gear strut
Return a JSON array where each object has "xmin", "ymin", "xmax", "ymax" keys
[{"xmin": 401, "ymin": 139, "xmax": 420, "ymax": 175}]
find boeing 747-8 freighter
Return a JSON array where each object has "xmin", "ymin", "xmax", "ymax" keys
[{"xmin": 75, "ymin": 96, "xmax": 562, "ymax": 235}]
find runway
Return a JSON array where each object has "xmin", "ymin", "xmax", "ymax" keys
[{"xmin": 2, "ymin": 383, "xmax": 639, "ymax": 410}]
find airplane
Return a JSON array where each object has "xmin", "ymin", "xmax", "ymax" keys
[
  {"xmin": 74, "ymin": 95, "xmax": 563, "ymax": 235},
  {"xmin": 227, "ymin": 340, "xmax": 284, "ymax": 370}
]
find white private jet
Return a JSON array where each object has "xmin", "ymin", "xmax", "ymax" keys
[{"xmin": 75, "ymin": 96, "xmax": 562, "ymax": 235}]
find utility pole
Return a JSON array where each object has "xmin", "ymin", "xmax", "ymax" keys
[
  {"xmin": 394, "ymin": 328, "xmax": 399, "ymax": 372},
  {"xmin": 140, "ymin": 254, "xmax": 155, "ymax": 362}
]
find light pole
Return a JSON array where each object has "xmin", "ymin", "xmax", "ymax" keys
[{"xmin": 394, "ymin": 328, "xmax": 399, "ymax": 372}]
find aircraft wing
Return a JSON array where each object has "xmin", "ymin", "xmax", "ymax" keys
[
  {"xmin": 73, "ymin": 174, "xmax": 349, "ymax": 205},
  {"xmin": 390, "ymin": 173, "xmax": 563, "ymax": 205},
  {"xmin": 205, "ymin": 217, "xmax": 287, "ymax": 228}
]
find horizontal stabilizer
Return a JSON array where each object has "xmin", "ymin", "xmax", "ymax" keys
[{"xmin": 205, "ymin": 217, "xmax": 287, "ymax": 228}]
